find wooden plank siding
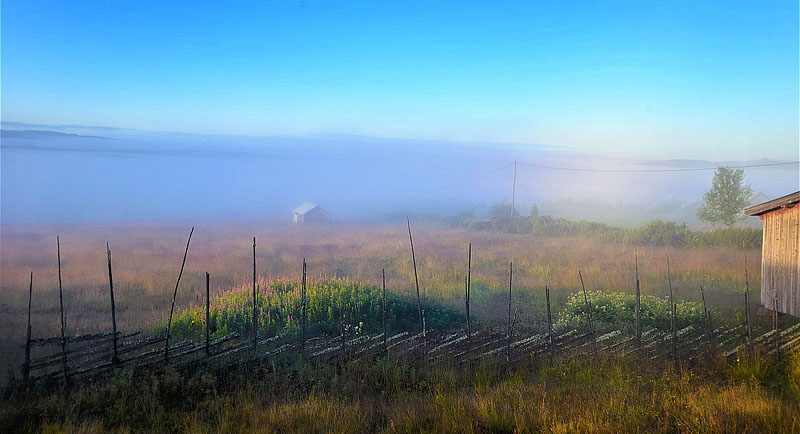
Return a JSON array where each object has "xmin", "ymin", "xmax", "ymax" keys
[{"xmin": 760, "ymin": 206, "xmax": 800, "ymax": 316}]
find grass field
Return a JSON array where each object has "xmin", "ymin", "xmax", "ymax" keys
[
  {"xmin": 0, "ymin": 221, "xmax": 769, "ymax": 381},
  {"xmin": 3, "ymin": 348, "xmax": 799, "ymax": 433},
  {"xmin": 2, "ymin": 221, "xmax": 799, "ymax": 433}
]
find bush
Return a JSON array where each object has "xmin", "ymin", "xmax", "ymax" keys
[
  {"xmin": 453, "ymin": 206, "xmax": 762, "ymax": 250},
  {"xmin": 168, "ymin": 278, "xmax": 461, "ymax": 340},
  {"xmin": 557, "ymin": 291, "xmax": 706, "ymax": 333}
]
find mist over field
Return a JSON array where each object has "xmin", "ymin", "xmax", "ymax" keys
[{"xmin": 2, "ymin": 123, "xmax": 797, "ymax": 226}]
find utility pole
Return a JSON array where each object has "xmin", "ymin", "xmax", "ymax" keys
[{"xmin": 511, "ymin": 160, "xmax": 517, "ymax": 218}]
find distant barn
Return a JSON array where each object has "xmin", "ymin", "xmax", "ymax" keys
[
  {"xmin": 745, "ymin": 191, "xmax": 800, "ymax": 317},
  {"xmin": 292, "ymin": 203, "xmax": 331, "ymax": 224}
]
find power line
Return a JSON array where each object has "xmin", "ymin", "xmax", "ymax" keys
[
  {"xmin": 516, "ymin": 160, "xmax": 799, "ymax": 173},
  {"xmin": 406, "ymin": 160, "xmax": 798, "ymax": 193},
  {"xmin": 441, "ymin": 162, "xmax": 514, "ymax": 188}
]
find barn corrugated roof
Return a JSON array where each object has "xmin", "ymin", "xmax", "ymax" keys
[{"xmin": 293, "ymin": 203, "xmax": 318, "ymax": 215}]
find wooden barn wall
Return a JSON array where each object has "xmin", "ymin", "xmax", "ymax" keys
[{"xmin": 760, "ymin": 206, "xmax": 800, "ymax": 317}]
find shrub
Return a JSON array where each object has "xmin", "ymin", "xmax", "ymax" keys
[
  {"xmin": 168, "ymin": 278, "xmax": 460, "ymax": 340},
  {"xmin": 557, "ymin": 291, "xmax": 706, "ymax": 333}
]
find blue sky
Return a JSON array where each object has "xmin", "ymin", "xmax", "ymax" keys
[{"xmin": 2, "ymin": 1, "xmax": 798, "ymax": 160}]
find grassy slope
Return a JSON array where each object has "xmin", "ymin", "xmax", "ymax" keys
[{"xmin": 3, "ymin": 349, "xmax": 799, "ymax": 433}]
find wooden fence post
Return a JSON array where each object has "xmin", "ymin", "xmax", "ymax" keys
[
  {"xmin": 382, "ymin": 269, "xmax": 387, "ymax": 354},
  {"xmin": 666, "ymin": 256, "xmax": 677, "ymax": 367},
  {"xmin": 545, "ymin": 284, "xmax": 553, "ymax": 365},
  {"xmin": 205, "ymin": 272, "xmax": 210, "ymax": 357},
  {"xmin": 699, "ymin": 285, "xmax": 714, "ymax": 354},
  {"xmin": 106, "ymin": 243, "xmax": 119, "ymax": 365},
  {"xmin": 252, "ymin": 237, "xmax": 257, "ymax": 351},
  {"xmin": 301, "ymin": 258, "xmax": 307, "ymax": 356},
  {"xmin": 507, "ymin": 261, "xmax": 513, "ymax": 363},
  {"xmin": 635, "ymin": 252, "xmax": 641, "ymax": 342},
  {"xmin": 56, "ymin": 236, "xmax": 68, "ymax": 382},
  {"xmin": 578, "ymin": 271, "xmax": 595, "ymax": 356},
  {"xmin": 406, "ymin": 216, "xmax": 423, "ymax": 330},
  {"xmin": 23, "ymin": 271, "xmax": 33, "ymax": 385},
  {"xmin": 743, "ymin": 251, "xmax": 751, "ymax": 341},
  {"xmin": 466, "ymin": 243, "xmax": 472, "ymax": 344},
  {"xmin": 164, "ymin": 227, "xmax": 194, "ymax": 363}
]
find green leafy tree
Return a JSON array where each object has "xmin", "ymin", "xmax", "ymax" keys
[{"xmin": 697, "ymin": 167, "xmax": 753, "ymax": 227}]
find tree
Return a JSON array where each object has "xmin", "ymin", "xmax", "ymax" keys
[{"xmin": 697, "ymin": 167, "xmax": 753, "ymax": 227}]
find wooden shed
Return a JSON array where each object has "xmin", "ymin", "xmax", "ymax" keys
[
  {"xmin": 744, "ymin": 191, "xmax": 800, "ymax": 317},
  {"xmin": 292, "ymin": 203, "xmax": 331, "ymax": 224}
]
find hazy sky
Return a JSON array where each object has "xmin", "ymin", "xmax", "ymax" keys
[{"xmin": 2, "ymin": 1, "xmax": 798, "ymax": 160}]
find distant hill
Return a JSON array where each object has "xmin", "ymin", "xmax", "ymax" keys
[{"xmin": 1, "ymin": 129, "xmax": 110, "ymax": 140}]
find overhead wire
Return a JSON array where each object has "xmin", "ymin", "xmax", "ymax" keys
[{"xmin": 516, "ymin": 160, "xmax": 799, "ymax": 173}]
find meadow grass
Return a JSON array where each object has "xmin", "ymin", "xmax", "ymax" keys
[
  {"xmin": 0, "ymin": 222, "xmax": 768, "ymax": 381},
  {"xmin": 3, "ymin": 349, "xmax": 798, "ymax": 433}
]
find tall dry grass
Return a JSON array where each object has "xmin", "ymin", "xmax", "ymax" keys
[
  {"xmin": 9, "ymin": 354, "xmax": 798, "ymax": 433},
  {"xmin": 0, "ymin": 221, "xmax": 761, "ymax": 378}
]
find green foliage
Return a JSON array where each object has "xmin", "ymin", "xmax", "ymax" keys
[
  {"xmin": 168, "ymin": 278, "xmax": 460, "ymax": 340},
  {"xmin": 453, "ymin": 204, "xmax": 762, "ymax": 249},
  {"xmin": 697, "ymin": 167, "xmax": 753, "ymax": 227},
  {"xmin": 557, "ymin": 291, "xmax": 706, "ymax": 332}
]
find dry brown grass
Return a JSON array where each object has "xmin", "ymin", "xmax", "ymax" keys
[{"xmin": 0, "ymin": 221, "xmax": 759, "ymax": 379}]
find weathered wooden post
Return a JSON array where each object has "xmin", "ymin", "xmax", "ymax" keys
[
  {"xmin": 578, "ymin": 271, "xmax": 595, "ymax": 352},
  {"xmin": 106, "ymin": 243, "xmax": 119, "ymax": 365},
  {"xmin": 666, "ymin": 256, "xmax": 677, "ymax": 366},
  {"xmin": 382, "ymin": 269, "xmax": 387, "ymax": 353},
  {"xmin": 56, "ymin": 236, "xmax": 68, "ymax": 381},
  {"xmin": 164, "ymin": 227, "xmax": 194, "ymax": 363},
  {"xmin": 545, "ymin": 284, "xmax": 554, "ymax": 365},
  {"xmin": 301, "ymin": 258, "xmax": 307, "ymax": 356},
  {"xmin": 635, "ymin": 252, "xmax": 641, "ymax": 342},
  {"xmin": 743, "ymin": 251, "xmax": 751, "ymax": 341},
  {"xmin": 23, "ymin": 271, "xmax": 33, "ymax": 385},
  {"xmin": 406, "ymin": 216, "xmax": 423, "ymax": 330},
  {"xmin": 205, "ymin": 272, "xmax": 210, "ymax": 357},
  {"xmin": 252, "ymin": 237, "xmax": 257, "ymax": 351},
  {"xmin": 506, "ymin": 261, "xmax": 513, "ymax": 363},
  {"xmin": 699, "ymin": 285, "xmax": 715, "ymax": 354},
  {"xmin": 466, "ymin": 243, "xmax": 472, "ymax": 344}
]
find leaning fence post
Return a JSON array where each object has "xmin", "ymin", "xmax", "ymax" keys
[
  {"xmin": 578, "ymin": 271, "xmax": 596, "ymax": 356},
  {"xmin": 56, "ymin": 236, "xmax": 68, "ymax": 382},
  {"xmin": 699, "ymin": 285, "xmax": 714, "ymax": 354},
  {"xmin": 406, "ymin": 216, "xmax": 423, "ymax": 330},
  {"xmin": 106, "ymin": 243, "xmax": 119, "ymax": 365},
  {"xmin": 301, "ymin": 258, "xmax": 307, "ymax": 356},
  {"xmin": 545, "ymin": 284, "xmax": 553, "ymax": 365},
  {"xmin": 23, "ymin": 271, "xmax": 33, "ymax": 385},
  {"xmin": 743, "ymin": 251, "xmax": 751, "ymax": 342},
  {"xmin": 164, "ymin": 227, "xmax": 194, "ymax": 363},
  {"xmin": 382, "ymin": 269, "xmax": 387, "ymax": 354},
  {"xmin": 466, "ymin": 243, "xmax": 472, "ymax": 344},
  {"xmin": 252, "ymin": 237, "xmax": 258, "ymax": 351},
  {"xmin": 666, "ymin": 256, "xmax": 677, "ymax": 367},
  {"xmin": 635, "ymin": 251, "xmax": 641, "ymax": 342},
  {"xmin": 507, "ymin": 261, "xmax": 513, "ymax": 363},
  {"xmin": 205, "ymin": 272, "xmax": 210, "ymax": 357}
]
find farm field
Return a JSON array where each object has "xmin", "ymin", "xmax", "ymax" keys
[
  {"xmin": 3, "ymin": 220, "xmax": 798, "ymax": 433},
  {"xmin": 0, "ymin": 221, "xmax": 774, "ymax": 379}
]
